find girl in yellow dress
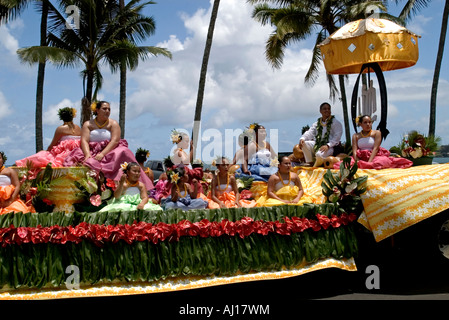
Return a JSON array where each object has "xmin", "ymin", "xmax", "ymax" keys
[
  {"xmin": 256, "ymin": 156, "xmax": 314, "ymax": 206},
  {"xmin": 204, "ymin": 157, "xmax": 256, "ymax": 209}
]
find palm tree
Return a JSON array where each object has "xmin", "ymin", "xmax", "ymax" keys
[
  {"xmin": 192, "ymin": 0, "xmax": 220, "ymax": 159},
  {"xmin": 248, "ymin": 0, "xmax": 389, "ymax": 144},
  {"xmin": 1, "ymin": 0, "xmax": 52, "ymax": 152},
  {"xmin": 17, "ymin": 0, "xmax": 171, "ymax": 125},
  {"xmin": 117, "ymin": 0, "xmax": 163, "ymax": 138},
  {"xmin": 119, "ymin": 0, "xmax": 126, "ymax": 139},
  {"xmin": 428, "ymin": 1, "xmax": 449, "ymax": 137},
  {"xmin": 396, "ymin": 0, "xmax": 449, "ymax": 138}
]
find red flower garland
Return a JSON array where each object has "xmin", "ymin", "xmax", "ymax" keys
[{"xmin": 0, "ymin": 213, "xmax": 357, "ymax": 247}]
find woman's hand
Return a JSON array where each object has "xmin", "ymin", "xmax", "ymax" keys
[{"xmin": 94, "ymin": 152, "xmax": 105, "ymax": 161}]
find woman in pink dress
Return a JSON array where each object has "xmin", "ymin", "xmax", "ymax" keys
[
  {"xmin": 63, "ymin": 101, "xmax": 153, "ymax": 191},
  {"xmin": 334, "ymin": 115, "xmax": 412, "ymax": 170},
  {"xmin": 15, "ymin": 107, "xmax": 81, "ymax": 168}
]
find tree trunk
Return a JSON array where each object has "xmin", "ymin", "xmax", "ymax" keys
[
  {"xmin": 119, "ymin": 63, "xmax": 126, "ymax": 139},
  {"xmin": 429, "ymin": 0, "xmax": 449, "ymax": 138},
  {"xmin": 82, "ymin": 70, "xmax": 94, "ymax": 124},
  {"xmin": 35, "ymin": 1, "xmax": 48, "ymax": 152},
  {"xmin": 192, "ymin": 0, "xmax": 220, "ymax": 159},
  {"xmin": 119, "ymin": 0, "xmax": 126, "ymax": 139},
  {"xmin": 338, "ymin": 74, "xmax": 351, "ymax": 144}
]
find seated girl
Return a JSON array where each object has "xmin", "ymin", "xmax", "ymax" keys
[
  {"xmin": 333, "ymin": 115, "xmax": 413, "ymax": 170},
  {"xmin": 162, "ymin": 167, "xmax": 208, "ymax": 211},
  {"xmin": 235, "ymin": 123, "xmax": 278, "ymax": 182},
  {"xmin": 100, "ymin": 162, "xmax": 162, "ymax": 212},
  {"xmin": 170, "ymin": 130, "xmax": 204, "ymax": 194},
  {"xmin": 256, "ymin": 156, "xmax": 315, "ymax": 207},
  {"xmin": 16, "ymin": 107, "xmax": 81, "ymax": 168},
  {"xmin": 204, "ymin": 157, "xmax": 256, "ymax": 209},
  {"xmin": 0, "ymin": 151, "xmax": 35, "ymax": 214}
]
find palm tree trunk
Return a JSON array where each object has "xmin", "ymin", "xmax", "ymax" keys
[
  {"xmin": 338, "ymin": 74, "xmax": 351, "ymax": 144},
  {"xmin": 119, "ymin": 0, "xmax": 126, "ymax": 139},
  {"xmin": 192, "ymin": 0, "xmax": 220, "ymax": 159},
  {"xmin": 119, "ymin": 64, "xmax": 126, "ymax": 139},
  {"xmin": 35, "ymin": 1, "xmax": 48, "ymax": 152},
  {"xmin": 82, "ymin": 70, "xmax": 94, "ymax": 124},
  {"xmin": 429, "ymin": 0, "xmax": 449, "ymax": 138}
]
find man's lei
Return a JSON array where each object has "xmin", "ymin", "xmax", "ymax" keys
[{"xmin": 314, "ymin": 115, "xmax": 334, "ymax": 152}]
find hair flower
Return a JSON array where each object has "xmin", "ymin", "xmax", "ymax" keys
[
  {"xmin": 168, "ymin": 170, "xmax": 180, "ymax": 184},
  {"xmin": 90, "ymin": 102, "xmax": 97, "ymax": 112},
  {"xmin": 247, "ymin": 122, "xmax": 260, "ymax": 132},
  {"xmin": 170, "ymin": 129, "xmax": 182, "ymax": 144},
  {"xmin": 72, "ymin": 108, "xmax": 77, "ymax": 118},
  {"xmin": 270, "ymin": 158, "xmax": 280, "ymax": 167},
  {"xmin": 120, "ymin": 162, "xmax": 129, "ymax": 171}
]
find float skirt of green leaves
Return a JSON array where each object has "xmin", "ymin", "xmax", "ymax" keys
[{"xmin": 0, "ymin": 203, "xmax": 358, "ymax": 290}]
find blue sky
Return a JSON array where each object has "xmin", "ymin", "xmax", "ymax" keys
[{"xmin": 0, "ymin": 0, "xmax": 448, "ymax": 166}]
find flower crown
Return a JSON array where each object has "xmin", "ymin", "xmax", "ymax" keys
[
  {"xmin": 136, "ymin": 147, "xmax": 150, "ymax": 159},
  {"xmin": 58, "ymin": 107, "xmax": 77, "ymax": 121},
  {"xmin": 0, "ymin": 151, "xmax": 7, "ymax": 162}
]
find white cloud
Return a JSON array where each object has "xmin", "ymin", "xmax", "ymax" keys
[
  {"xmin": 0, "ymin": 23, "xmax": 20, "ymax": 55},
  {"xmin": 0, "ymin": 91, "xmax": 12, "ymax": 119},
  {"xmin": 128, "ymin": 0, "xmax": 330, "ymax": 133},
  {"xmin": 43, "ymin": 98, "xmax": 80, "ymax": 125}
]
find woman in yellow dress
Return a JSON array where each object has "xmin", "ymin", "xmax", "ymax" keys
[
  {"xmin": 204, "ymin": 157, "xmax": 256, "ymax": 209},
  {"xmin": 256, "ymin": 156, "xmax": 314, "ymax": 207}
]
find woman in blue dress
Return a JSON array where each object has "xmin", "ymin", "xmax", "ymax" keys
[
  {"xmin": 162, "ymin": 166, "xmax": 208, "ymax": 211},
  {"xmin": 235, "ymin": 123, "xmax": 278, "ymax": 182}
]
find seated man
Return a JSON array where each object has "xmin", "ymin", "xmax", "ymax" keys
[{"xmin": 299, "ymin": 102, "xmax": 343, "ymax": 167}]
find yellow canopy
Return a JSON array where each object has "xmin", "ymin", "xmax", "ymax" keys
[{"xmin": 318, "ymin": 18, "xmax": 420, "ymax": 75}]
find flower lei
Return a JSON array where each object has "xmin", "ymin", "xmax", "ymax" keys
[
  {"xmin": 0, "ymin": 214, "xmax": 357, "ymax": 247},
  {"xmin": 314, "ymin": 116, "xmax": 334, "ymax": 152}
]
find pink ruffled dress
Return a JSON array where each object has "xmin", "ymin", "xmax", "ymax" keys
[
  {"xmin": 334, "ymin": 136, "xmax": 413, "ymax": 170},
  {"xmin": 15, "ymin": 135, "xmax": 81, "ymax": 168},
  {"xmin": 63, "ymin": 129, "xmax": 154, "ymax": 191}
]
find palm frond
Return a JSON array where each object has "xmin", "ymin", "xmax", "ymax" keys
[
  {"xmin": 305, "ymin": 30, "xmax": 326, "ymax": 87},
  {"xmin": 17, "ymin": 45, "xmax": 80, "ymax": 68},
  {"xmin": 394, "ymin": 0, "xmax": 432, "ymax": 21}
]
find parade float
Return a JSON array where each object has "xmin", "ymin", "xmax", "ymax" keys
[
  {"xmin": 0, "ymin": 160, "xmax": 361, "ymax": 299},
  {"xmin": 1, "ymin": 17, "xmax": 448, "ymax": 300}
]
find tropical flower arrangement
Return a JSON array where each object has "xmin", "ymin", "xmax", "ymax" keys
[
  {"xmin": 73, "ymin": 170, "xmax": 115, "ymax": 211},
  {"xmin": 321, "ymin": 157, "xmax": 367, "ymax": 215},
  {"xmin": 17, "ymin": 162, "xmax": 54, "ymax": 212},
  {"xmin": 390, "ymin": 130, "xmax": 440, "ymax": 159}
]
